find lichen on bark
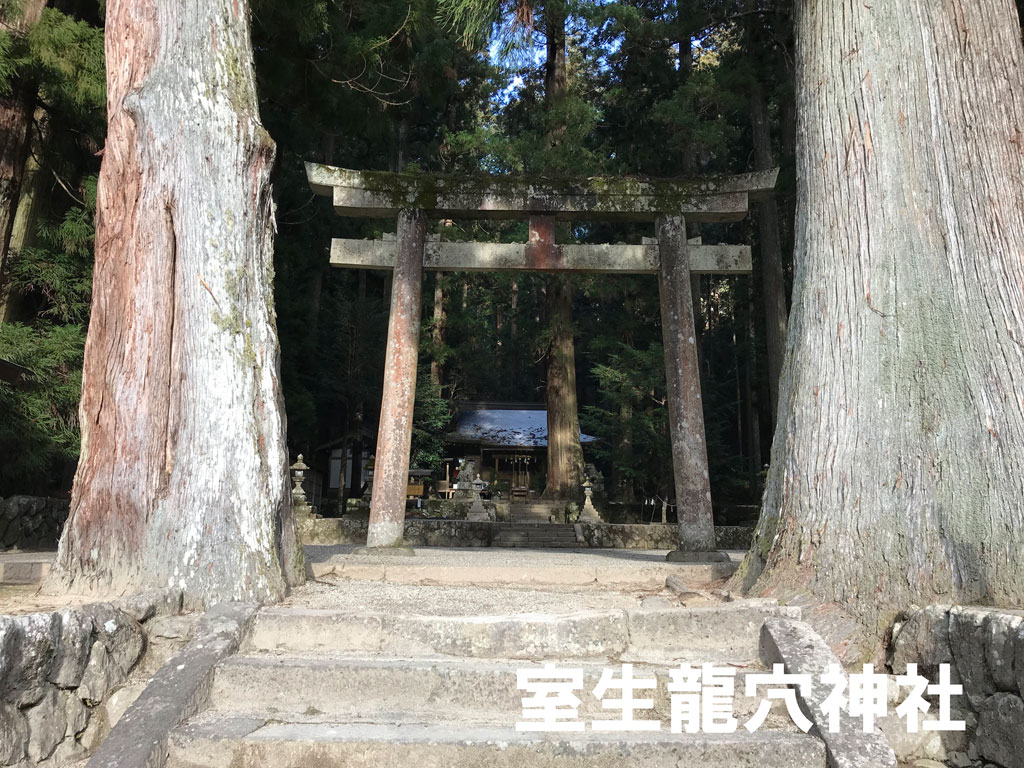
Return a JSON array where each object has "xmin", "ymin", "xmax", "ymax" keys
[{"xmin": 736, "ymin": 0, "xmax": 1024, "ymax": 633}]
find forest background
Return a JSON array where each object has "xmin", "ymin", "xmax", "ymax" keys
[{"xmin": 4, "ymin": 0, "xmax": 1021, "ymax": 516}]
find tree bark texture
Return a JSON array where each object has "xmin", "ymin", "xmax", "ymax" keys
[
  {"xmin": 51, "ymin": 0, "xmax": 302, "ymax": 607},
  {"xmin": 431, "ymin": 272, "xmax": 445, "ymax": 387},
  {"xmin": 366, "ymin": 208, "xmax": 425, "ymax": 548},
  {"xmin": 740, "ymin": 0, "xmax": 1024, "ymax": 628},
  {"xmin": 0, "ymin": 0, "xmax": 46, "ymax": 304},
  {"xmin": 544, "ymin": 274, "xmax": 585, "ymax": 498},
  {"xmin": 750, "ymin": 84, "xmax": 789, "ymax": 422},
  {"xmin": 541, "ymin": 2, "xmax": 583, "ymax": 498},
  {"xmin": 658, "ymin": 215, "xmax": 716, "ymax": 552}
]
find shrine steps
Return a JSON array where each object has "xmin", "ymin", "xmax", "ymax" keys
[
  {"xmin": 510, "ymin": 501, "xmax": 569, "ymax": 523},
  {"xmin": 163, "ymin": 583, "xmax": 827, "ymax": 768},
  {"xmin": 208, "ymin": 654, "xmax": 787, "ymax": 724},
  {"xmin": 167, "ymin": 718, "xmax": 824, "ymax": 768},
  {"xmin": 245, "ymin": 600, "xmax": 800, "ymax": 660},
  {"xmin": 492, "ymin": 523, "xmax": 579, "ymax": 547}
]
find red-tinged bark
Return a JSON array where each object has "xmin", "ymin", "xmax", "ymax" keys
[{"xmin": 50, "ymin": 0, "xmax": 302, "ymax": 607}]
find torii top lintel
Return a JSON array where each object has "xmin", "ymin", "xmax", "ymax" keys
[{"xmin": 306, "ymin": 163, "xmax": 779, "ymax": 224}]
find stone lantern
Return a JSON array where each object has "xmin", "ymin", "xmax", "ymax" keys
[
  {"xmin": 580, "ymin": 477, "xmax": 600, "ymax": 521},
  {"xmin": 290, "ymin": 454, "xmax": 315, "ymax": 524},
  {"xmin": 290, "ymin": 454, "xmax": 309, "ymax": 504}
]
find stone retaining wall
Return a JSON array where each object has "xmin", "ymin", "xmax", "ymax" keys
[
  {"xmin": 301, "ymin": 516, "xmax": 495, "ymax": 547},
  {"xmin": 575, "ymin": 522, "xmax": 754, "ymax": 550},
  {"xmin": 301, "ymin": 516, "xmax": 754, "ymax": 551},
  {"xmin": 890, "ymin": 605, "xmax": 1024, "ymax": 768},
  {"xmin": 0, "ymin": 498, "xmax": 69, "ymax": 551},
  {"xmin": 0, "ymin": 589, "xmax": 183, "ymax": 766}
]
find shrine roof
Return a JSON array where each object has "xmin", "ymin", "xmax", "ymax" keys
[{"xmin": 447, "ymin": 404, "xmax": 597, "ymax": 448}]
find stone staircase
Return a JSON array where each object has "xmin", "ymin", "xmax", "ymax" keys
[
  {"xmin": 510, "ymin": 501, "xmax": 566, "ymax": 523},
  {"xmin": 163, "ymin": 578, "xmax": 827, "ymax": 768},
  {"xmin": 492, "ymin": 522, "xmax": 579, "ymax": 548}
]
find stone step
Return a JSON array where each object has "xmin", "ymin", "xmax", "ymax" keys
[
  {"xmin": 211, "ymin": 654, "xmax": 796, "ymax": 726},
  {"xmin": 492, "ymin": 536, "xmax": 578, "ymax": 543},
  {"xmin": 308, "ymin": 560, "xmax": 735, "ymax": 589},
  {"xmin": 244, "ymin": 601, "xmax": 800, "ymax": 662},
  {"xmin": 0, "ymin": 552, "xmax": 53, "ymax": 585},
  {"xmin": 166, "ymin": 715, "xmax": 827, "ymax": 768}
]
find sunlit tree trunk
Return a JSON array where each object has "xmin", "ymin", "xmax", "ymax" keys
[
  {"xmin": 737, "ymin": 0, "xmax": 1024, "ymax": 631},
  {"xmin": 431, "ymin": 272, "xmax": 445, "ymax": 387},
  {"xmin": 544, "ymin": 274, "xmax": 584, "ymax": 497},
  {"xmin": 51, "ymin": 0, "xmax": 302, "ymax": 608},
  {"xmin": 542, "ymin": 0, "xmax": 584, "ymax": 498}
]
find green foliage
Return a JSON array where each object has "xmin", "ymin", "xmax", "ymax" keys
[
  {"xmin": 581, "ymin": 342, "xmax": 672, "ymax": 499},
  {"xmin": 8, "ymin": 176, "xmax": 96, "ymax": 323},
  {"xmin": 0, "ymin": 0, "xmax": 793, "ymax": 512},
  {"xmin": 0, "ymin": 1, "xmax": 103, "ymax": 496},
  {"xmin": 28, "ymin": 9, "xmax": 106, "ymax": 129},
  {"xmin": 0, "ymin": 321, "xmax": 83, "ymax": 495},
  {"xmin": 411, "ymin": 365, "xmax": 451, "ymax": 470}
]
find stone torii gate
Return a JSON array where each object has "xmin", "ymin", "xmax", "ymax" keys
[{"xmin": 306, "ymin": 164, "xmax": 778, "ymax": 560}]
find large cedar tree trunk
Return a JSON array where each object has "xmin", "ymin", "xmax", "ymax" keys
[
  {"xmin": 542, "ymin": 1, "xmax": 584, "ymax": 498},
  {"xmin": 738, "ymin": 0, "xmax": 1024, "ymax": 630},
  {"xmin": 544, "ymin": 275, "xmax": 584, "ymax": 497},
  {"xmin": 50, "ymin": 0, "xmax": 302, "ymax": 607}
]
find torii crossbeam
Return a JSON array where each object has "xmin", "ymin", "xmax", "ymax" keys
[{"xmin": 307, "ymin": 163, "xmax": 779, "ymax": 560}]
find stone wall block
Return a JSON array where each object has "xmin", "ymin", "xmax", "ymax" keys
[
  {"xmin": 891, "ymin": 605, "xmax": 954, "ymax": 677},
  {"xmin": 116, "ymin": 588, "xmax": 184, "ymax": 624},
  {"xmin": 0, "ymin": 496, "xmax": 70, "ymax": 551},
  {"xmin": 0, "ymin": 702, "xmax": 28, "ymax": 765},
  {"xmin": 6, "ymin": 613, "xmax": 59, "ymax": 707},
  {"xmin": 63, "ymin": 689, "xmax": 89, "ymax": 739},
  {"xmin": 48, "ymin": 610, "xmax": 95, "ymax": 688},
  {"xmin": 24, "ymin": 686, "xmax": 66, "ymax": 762},
  {"xmin": 984, "ymin": 613, "xmax": 1022, "ymax": 693},
  {"xmin": 0, "ymin": 616, "xmax": 15, "ymax": 683},
  {"xmin": 976, "ymin": 692, "xmax": 1024, "ymax": 768},
  {"xmin": 76, "ymin": 607, "xmax": 143, "ymax": 704},
  {"xmin": 76, "ymin": 640, "xmax": 118, "ymax": 703},
  {"xmin": 82, "ymin": 604, "xmax": 145, "ymax": 678},
  {"xmin": 950, "ymin": 607, "xmax": 998, "ymax": 708},
  {"xmin": 1013, "ymin": 619, "xmax": 1024, "ymax": 700}
]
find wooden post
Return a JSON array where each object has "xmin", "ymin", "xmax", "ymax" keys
[
  {"xmin": 656, "ymin": 215, "xmax": 723, "ymax": 560},
  {"xmin": 364, "ymin": 208, "xmax": 426, "ymax": 552}
]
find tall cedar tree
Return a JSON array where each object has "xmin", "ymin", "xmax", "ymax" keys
[
  {"xmin": 51, "ymin": 0, "xmax": 303, "ymax": 607},
  {"xmin": 738, "ymin": 0, "xmax": 1024, "ymax": 631}
]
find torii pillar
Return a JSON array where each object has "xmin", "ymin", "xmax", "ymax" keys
[
  {"xmin": 657, "ymin": 216, "xmax": 727, "ymax": 562},
  {"xmin": 359, "ymin": 208, "xmax": 426, "ymax": 554}
]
